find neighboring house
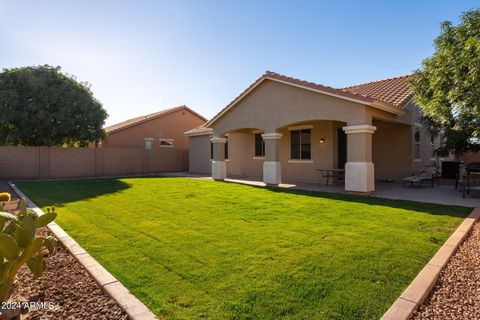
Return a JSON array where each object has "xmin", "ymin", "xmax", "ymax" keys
[
  {"xmin": 100, "ymin": 105, "xmax": 206, "ymax": 151},
  {"xmin": 185, "ymin": 71, "xmax": 447, "ymax": 194}
]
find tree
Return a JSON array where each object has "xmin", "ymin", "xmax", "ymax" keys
[
  {"xmin": 411, "ymin": 9, "xmax": 480, "ymax": 157},
  {"xmin": 0, "ymin": 65, "xmax": 108, "ymax": 147}
]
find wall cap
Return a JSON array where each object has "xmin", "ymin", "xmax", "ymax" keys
[
  {"xmin": 261, "ymin": 133, "xmax": 283, "ymax": 140},
  {"xmin": 210, "ymin": 137, "xmax": 227, "ymax": 143},
  {"xmin": 342, "ymin": 125, "xmax": 377, "ymax": 134}
]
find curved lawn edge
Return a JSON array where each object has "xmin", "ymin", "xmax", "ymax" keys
[
  {"xmin": 9, "ymin": 181, "xmax": 158, "ymax": 320},
  {"xmin": 13, "ymin": 177, "xmax": 473, "ymax": 319}
]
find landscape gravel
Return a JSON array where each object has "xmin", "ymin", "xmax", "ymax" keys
[
  {"xmin": 412, "ymin": 222, "xmax": 480, "ymax": 320},
  {"xmin": 10, "ymin": 228, "xmax": 129, "ymax": 320}
]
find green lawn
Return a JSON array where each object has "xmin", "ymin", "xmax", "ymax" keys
[{"xmin": 17, "ymin": 177, "xmax": 471, "ymax": 320}]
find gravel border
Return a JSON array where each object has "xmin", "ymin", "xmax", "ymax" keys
[
  {"xmin": 412, "ymin": 221, "xmax": 480, "ymax": 319},
  {"xmin": 11, "ymin": 228, "xmax": 129, "ymax": 320},
  {"xmin": 382, "ymin": 207, "xmax": 480, "ymax": 320},
  {"xmin": 8, "ymin": 182, "xmax": 158, "ymax": 320}
]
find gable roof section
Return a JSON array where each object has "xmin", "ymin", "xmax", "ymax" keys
[
  {"xmin": 105, "ymin": 105, "xmax": 207, "ymax": 134},
  {"xmin": 184, "ymin": 124, "xmax": 213, "ymax": 136},
  {"xmin": 206, "ymin": 71, "xmax": 410, "ymax": 127},
  {"xmin": 341, "ymin": 75, "xmax": 413, "ymax": 108}
]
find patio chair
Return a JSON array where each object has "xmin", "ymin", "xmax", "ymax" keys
[
  {"xmin": 402, "ymin": 167, "xmax": 437, "ymax": 188},
  {"xmin": 461, "ymin": 172, "xmax": 480, "ymax": 198}
]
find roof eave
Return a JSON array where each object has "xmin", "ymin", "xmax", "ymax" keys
[
  {"xmin": 206, "ymin": 76, "xmax": 406, "ymax": 127},
  {"xmin": 184, "ymin": 130, "xmax": 213, "ymax": 137},
  {"xmin": 371, "ymin": 101, "xmax": 407, "ymax": 116}
]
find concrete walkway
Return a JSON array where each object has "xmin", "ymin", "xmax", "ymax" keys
[{"xmin": 158, "ymin": 173, "xmax": 480, "ymax": 207}]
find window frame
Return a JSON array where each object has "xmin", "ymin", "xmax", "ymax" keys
[
  {"xmin": 290, "ymin": 128, "xmax": 311, "ymax": 160},
  {"xmin": 254, "ymin": 133, "xmax": 265, "ymax": 158},
  {"xmin": 414, "ymin": 126, "xmax": 421, "ymax": 161},
  {"xmin": 430, "ymin": 134, "xmax": 436, "ymax": 160},
  {"xmin": 144, "ymin": 138, "xmax": 154, "ymax": 150},
  {"xmin": 159, "ymin": 138, "xmax": 174, "ymax": 147}
]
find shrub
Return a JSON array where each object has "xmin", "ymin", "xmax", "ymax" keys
[{"xmin": 0, "ymin": 198, "xmax": 57, "ymax": 302}]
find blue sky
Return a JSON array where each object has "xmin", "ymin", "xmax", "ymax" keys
[{"xmin": 0, "ymin": 1, "xmax": 477, "ymax": 125}]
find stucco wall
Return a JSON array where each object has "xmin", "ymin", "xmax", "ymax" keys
[
  {"xmin": 188, "ymin": 135, "xmax": 212, "ymax": 174},
  {"xmin": 225, "ymin": 131, "xmax": 263, "ymax": 179},
  {"xmin": 459, "ymin": 152, "xmax": 480, "ymax": 164},
  {"xmin": 0, "ymin": 146, "xmax": 188, "ymax": 180},
  {"xmin": 211, "ymin": 80, "xmax": 381, "ymax": 136},
  {"xmin": 189, "ymin": 78, "xmax": 453, "ymax": 182},
  {"xmin": 372, "ymin": 120, "xmax": 412, "ymax": 180},
  {"xmin": 103, "ymin": 108, "xmax": 205, "ymax": 150}
]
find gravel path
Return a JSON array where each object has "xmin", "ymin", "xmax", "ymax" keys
[{"xmin": 412, "ymin": 222, "xmax": 480, "ymax": 320}]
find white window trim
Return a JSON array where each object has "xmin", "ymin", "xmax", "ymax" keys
[
  {"xmin": 252, "ymin": 156, "xmax": 265, "ymax": 160},
  {"xmin": 288, "ymin": 160, "xmax": 314, "ymax": 163},
  {"xmin": 288, "ymin": 124, "xmax": 313, "ymax": 131},
  {"xmin": 414, "ymin": 126, "xmax": 421, "ymax": 160},
  {"xmin": 144, "ymin": 138, "xmax": 154, "ymax": 150},
  {"xmin": 159, "ymin": 138, "xmax": 174, "ymax": 148}
]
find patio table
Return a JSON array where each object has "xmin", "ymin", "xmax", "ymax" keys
[{"xmin": 317, "ymin": 169, "xmax": 345, "ymax": 185}]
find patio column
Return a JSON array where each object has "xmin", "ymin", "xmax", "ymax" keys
[
  {"xmin": 262, "ymin": 132, "xmax": 283, "ymax": 185},
  {"xmin": 342, "ymin": 124, "xmax": 376, "ymax": 194},
  {"xmin": 211, "ymin": 136, "xmax": 227, "ymax": 180}
]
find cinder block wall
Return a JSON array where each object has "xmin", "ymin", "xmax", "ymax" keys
[{"xmin": 0, "ymin": 146, "xmax": 188, "ymax": 180}]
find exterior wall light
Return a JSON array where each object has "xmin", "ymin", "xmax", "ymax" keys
[{"xmin": 320, "ymin": 138, "xmax": 325, "ymax": 144}]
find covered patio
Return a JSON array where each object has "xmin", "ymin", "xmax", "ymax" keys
[{"xmin": 222, "ymin": 177, "xmax": 480, "ymax": 207}]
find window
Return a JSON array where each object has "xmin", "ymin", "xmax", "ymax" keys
[
  {"xmin": 225, "ymin": 138, "xmax": 229, "ymax": 160},
  {"xmin": 430, "ymin": 134, "xmax": 435, "ymax": 159},
  {"xmin": 144, "ymin": 138, "xmax": 153, "ymax": 150},
  {"xmin": 414, "ymin": 127, "xmax": 421, "ymax": 160},
  {"xmin": 254, "ymin": 133, "xmax": 265, "ymax": 157},
  {"xmin": 290, "ymin": 129, "xmax": 311, "ymax": 160},
  {"xmin": 159, "ymin": 139, "xmax": 174, "ymax": 147}
]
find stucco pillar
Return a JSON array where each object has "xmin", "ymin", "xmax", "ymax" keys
[
  {"xmin": 211, "ymin": 137, "xmax": 227, "ymax": 180},
  {"xmin": 342, "ymin": 125, "xmax": 376, "ymax": 194},
  {"xmin": 262, "ymin": 132, "xmax": 283, "ymax": 185}
]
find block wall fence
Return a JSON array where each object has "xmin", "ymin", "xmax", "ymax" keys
[{"xmin": 0, "ymin": 146, "xmax": 188, "ymax": 180}]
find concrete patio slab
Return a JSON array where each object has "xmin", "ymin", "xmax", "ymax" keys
[{"xmin": 220, "ymin": 176, "xmax": 480, "ymax": 207}]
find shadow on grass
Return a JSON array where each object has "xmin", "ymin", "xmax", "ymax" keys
[
  {"xmin": 15, "ymin": 178, "xmax": 132, "ymax": 207},
  {"xmin": 252, "ymin": 183, "xmax": 472, "ymax": 218}
]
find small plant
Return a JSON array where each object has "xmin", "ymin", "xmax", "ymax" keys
[
  {"xmin": 0, "ymin": 193, "xmax": 11, "ymax": 202},
  {"xmin": 0, "ymin": 198, "xmax": 57, "ymax": 302}
]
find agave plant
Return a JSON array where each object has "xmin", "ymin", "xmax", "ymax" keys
[{"xmin": 0, "ymin": 198, "xmax": 57, "ymax": 302}]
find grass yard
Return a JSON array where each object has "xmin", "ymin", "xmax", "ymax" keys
[{"xmin": 17, "ymin": 177, "xmax": 471, "ymax": 319}]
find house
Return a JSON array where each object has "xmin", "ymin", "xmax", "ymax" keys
[
  {"xmin": 185, "ymin": 71, "xmax": 445, "ymax": 194},
  {"xmin": 100, "ymin": 105, "xmax": 207, "ymax": 151}
]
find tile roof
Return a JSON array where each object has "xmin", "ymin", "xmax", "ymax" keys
[
  {"xmin": 341, "ymin": 75, "xmax": 413, "ymax": 108},
  {"xmin": 265, "ymin": 71, "xmax": 378, "ymax": 105},
  {"xmin": 205, "ymin": 71, "xmax": 412, "ymax": 127},
  {"xmin": 184, "ymin": 125, "xmax": 213, "ymax": 136},
  {"xmin": 105, "ymin": 105, "xmax": 207, "ymax": 134}
]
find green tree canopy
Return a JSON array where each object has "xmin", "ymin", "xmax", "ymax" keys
[
  {"xmin": 411, "ymin": 9, "xmax": 480, "ymax": 156},
  {"xmin": 0, "ymin": 65, "xmax": 108, "ymax": 147}
]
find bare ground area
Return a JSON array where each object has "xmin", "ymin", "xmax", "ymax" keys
[{"xmin": 412, "ymin": 222, "xmax": 480, "ymax": 320}]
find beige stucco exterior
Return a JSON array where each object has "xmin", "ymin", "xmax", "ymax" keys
[
  {"xmin": 187, "ymin": 77, "xmax": 441, "ymax": 192},
  {"xmin": 102, "ymin": 107, "xmax": 206, "ymax": 151}
]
